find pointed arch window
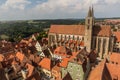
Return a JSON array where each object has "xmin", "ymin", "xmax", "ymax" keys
[
  {"xmin": 87, "ymin": 25, "xmax": 90, "ymax": 29},
  {"xmin": 88, "ymin": 19, "xmax": 90, "ymax": 24}
]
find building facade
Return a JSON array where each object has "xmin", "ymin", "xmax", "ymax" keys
[{"xmin": 48, "ymin": 7, "xmax": 113, "ymax": 59}]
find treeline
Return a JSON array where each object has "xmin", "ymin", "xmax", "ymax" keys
[{"xmin": 0, "ymin": 19, "xmax": 82, "ymax": 42}]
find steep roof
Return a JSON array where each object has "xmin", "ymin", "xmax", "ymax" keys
[
  {"xmin": 16, "ymin": 52, "xmax": 25, "ymax": 62},
  {"xmin": 106, "ymin": 63, "xmax": 120, "ymax": 80},
  {"xmin": 110, "ymin": 52, "xmax": 120, "ymax": 64},
  {"xmin": 26, "ymin": 63, "xmax": 34, "ymax": 77},
  {"xmin": 93, "ymin": 25, "xmax": 111, "ymax": 37},
  {"xmin": 59, "ymin": 58, "xmax": 69, "ymax": 68},
  {"xmin": 39, "ymin": 58, "xmax": 51, "ymax": 70},
  {"xmin": 49, "ymin": 25, "xmax": 111, "ymax": 37},
  {"xmin": 113, "ymin": 31, "xmax": 120, "ymax": 42},
  {"xmin": 88, "ymin": 60, "xmax": 106, "ymax": 80},
  {"xmin": 49, "ymin": 25, "xmax": 85, "ymax": 35},
  {"xmin": 62, "ymin": 72, "xmax": 73, "ymax": 80}
]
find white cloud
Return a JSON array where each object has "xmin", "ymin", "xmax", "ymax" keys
[
  {"xmin": 0, "ymin": 0, "xmax": 119, "ymax": 20},
  {"xmin": 1, "ymin": 0, "xmax": 31, "ymax": 10},
  {"xmin": 105, "ymin": 0, "xmax": 120, "ymax": 4}
]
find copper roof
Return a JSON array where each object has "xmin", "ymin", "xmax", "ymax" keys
[{"xmin": 49, "ymin": 25, "xmax": 111, "ymax": 37}]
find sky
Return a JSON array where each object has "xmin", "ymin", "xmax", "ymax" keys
[{"xmin": 0, "ymin": 0, "xmax": 120, "ymax": 21}]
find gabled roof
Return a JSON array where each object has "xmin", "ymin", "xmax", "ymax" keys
[
  {"xmin": 106, "ymin": 63, "xmax": 120, "ymax": 80},
  {"xmin": 59, "ymin": 58, "xmax": 69, "ymax": 68},
  {"xmin": 52, "ymin": 65, "xmax": 60, "ymax": 72},
  {"xmin": 16, "ymin": 52, "xmax": 25, "ymax": 62},
  {"xmin": 110, "ymin": 52, "xmax": 120, "ymax": 64},
  {"xmin": 49, "ymin": 25, "xmax": 111, "ymax": 37},
  {"xmin": 49, "ymin": 25, "xmax": 85, "ymax": 35},
  {"xmin": 93, "ymin": 25, "xmax": 111, "ymax": 37},
  {"xmin": 113, "ymin": 31, "xmax": 120, "ymax": 42},
  {"xmin": 26, "ymin": 63, "xmax": 34, "ymax": 77},
  {"xmin": 88, "ymin": 60, "xmax": 106, "ymax": 80},
  {"xmin": 62, "ymin": 72, "xmax": 73, "ymax": 80},
  {"xmin": 0, "ymin": 54, "xmax": 4, "ymax": 62},
  {"xmin": 39, "ymin": 58, "xmax": 51, "ymax": 70}
]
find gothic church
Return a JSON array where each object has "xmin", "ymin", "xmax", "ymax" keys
[{"xmin": 48, "ymin": 7, "xmax": 113, "ymax": 59}]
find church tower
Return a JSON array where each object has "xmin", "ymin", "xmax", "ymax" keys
[{"xmin": 84, "ymin": 6, "xmax": 95, "ymax": 52}]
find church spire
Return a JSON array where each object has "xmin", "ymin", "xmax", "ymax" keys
[
  {"xmin": 92, "ymin": 5, "xmax": 94, "ymax": 17},
  {"xmin": 87, "ymin": 6, "xmax": 94, "ymax": 17}
]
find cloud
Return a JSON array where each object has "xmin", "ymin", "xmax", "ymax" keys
[
  {"xmin": 0, "ymin": 0, "xmax": 119, "ymax": 20},
  {"xmin": 1, "ymin": 0, "xmax": 31, "ymax": 10},
  {"xmin": 105, "ymin": 0, "xmax": 120, "ymax": 4}
]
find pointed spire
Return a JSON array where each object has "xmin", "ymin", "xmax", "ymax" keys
[
  {"xmin": 87, "ymin": 6, "xmax": 92, "ymax": 17},
  {"xmin": 87, "ymin": 6, "xmax": 94, "ymax": 17},
  {"xmin": 92, "ymin": 5, "xmax": 94, "ymax": 17}
]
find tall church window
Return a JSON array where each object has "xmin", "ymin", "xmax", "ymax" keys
[
  {"xmin": 77, "ymin": 36, "xmax": 79, "ymax": 40},
  {"xmin": 92, "ymin": 37, "xmax": 96, "ymax": 49},
  {"xmin": 87, "ymin": 26, "xmax": 90, "ymax": 29},
  {"xmin": 73, "ymin": 36, "xmax": 75, "ymax": 40},
  {"xmin": 88, "ymin": 19, "xmax": 90, "ymax": 24},
  {"xmin": 64, "ymin": 35, "xmax": 66, "ymax": 40},
  {"xmin": 69, "ymin": 35, "xmax": 70, "ymax": 39},
  {"xmin": 102, "ymin": 39, "xmax": 106, "ymax": 58},
  {"xmin": 98, "ymin": 38, "xmax": 101, "ymax": 54}
]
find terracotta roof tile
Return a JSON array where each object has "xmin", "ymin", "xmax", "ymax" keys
[
  {"xmin": 93, "ymin": 25, "xmax": 111, "ymax": 37},
  {"xmin": 113, "ymin": 31, "xmax": 120, "ymax": 42},
  {"xmin": 26, "ymin": 63, "xmax": 34, "ymax": 77},
  {"xmin": 110, "ymin": 52, "xmax": 120, "ymax": 64},
  {"xmin": 59, "ymin": 58, "xmax": 69, "ymax": 68},
  {"xmin": 0, "ymin": 54, "xmax": 4, "ymax": 62},
  {"xmin": 54, "ymin": 46, "xmax": 67, "ymax": 57},
  {"xmin": 52, "ymin": 65, "xmax": 60, "ymax": 72},
  {"xmin": 88, "ymin": 60, "xmax": 105, "ymax": 80},
  {"xmin": 39, "ymin": 58, "xmax": 51, "ymax": 70},
  {"xmin": 49, "ymin": 25, "xmax": 85, "ymax": 35},
  {"xmin": 49, "ymin": 25, "xmax": 111, "ymax": 37},
  {"xmin": 106, "ymin": 63, "xmax": 120, "ymax": 80},
  {"xmin": 16, "ymin": 52, "xmax": 25, "ymax": 62}
]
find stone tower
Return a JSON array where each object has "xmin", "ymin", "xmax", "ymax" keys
[{"xmin": 84, "ymin": 6, "xmax": 95, "ymax": 52}]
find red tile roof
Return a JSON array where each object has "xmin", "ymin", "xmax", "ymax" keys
[
  {"xmin": 110, "ymin": 52, "xmax": 120, "ymax": 64},
  {"xmin": 49, "ymin": 25, "xmax": 111, "ymax": 37},
  {"xmin": 88, "ymin": 60, "xmax": 106, "ymax": 80},
  {"xmin": 106, "ymin": 63, "xmax": 120, "ymax": 80},
  {"xmin": 54, "ymin": 46, "xmax": 67, "ymax": 57},
  {"xmin": 49, "ymin": 25, "xmax": 85, "ymax": 35},
  {"xmin": 113, "ymin": 31, "xmax": 120, "ymax": 42},
  {"xmin": 0, "ymin": 54, "xmax": 4, "ymax": 62},
  {"xmin": 26, "ymin": 63, "xmax": 34, "ymax": 77},
  {"xmin": 52, "ymin": 65, "xmax": 60, "ymax": 72},
  {"xmin": 93, "ymin": 25, "xmax": 111, "ymax": 37},
  {"xmin": 39, "ymin": 58, "xmax": 51, "ymax": 70},
  {"xmin": 16, "ymin": 52, "xmax": 25, "ymax": 62},
  {"xmin": 59, "ymin": 58, "xmax": 69, "ymax": 68}
]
